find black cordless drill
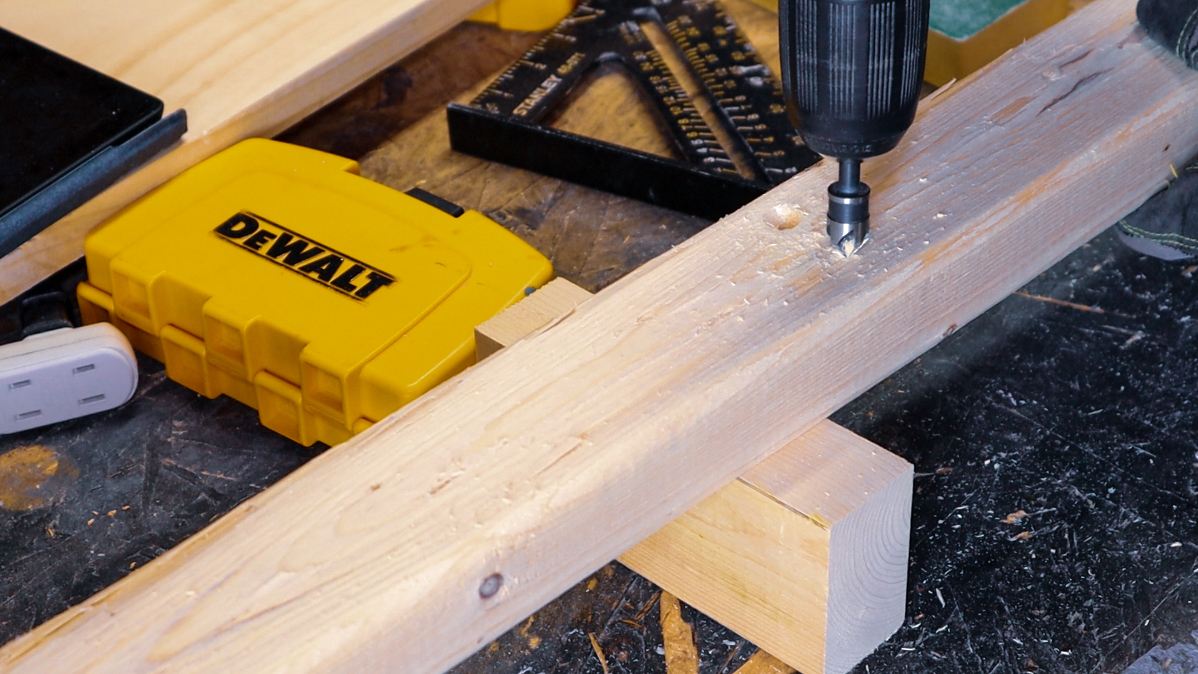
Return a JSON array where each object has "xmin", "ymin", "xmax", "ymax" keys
[{"xmin": 778, "ymin": 0, "xmax": 931, "ymax": 255}]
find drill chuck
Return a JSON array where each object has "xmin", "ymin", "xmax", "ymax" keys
[{"xmin": 779, "ymin": 0, "xmax": 930, "ymax": 253}]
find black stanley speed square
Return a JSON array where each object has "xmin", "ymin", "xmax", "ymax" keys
[{"xmin": 447, "ymin": 0, "xmax": 820, "ymax": 220}]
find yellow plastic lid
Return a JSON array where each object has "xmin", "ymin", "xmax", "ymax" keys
[
  {"xmin": 469, "ymin": 0, "xmax": 576, "ymax": 31},
  {"xmin": 78, "ymin": 139, "xmax": 552, "ymax": 445}
]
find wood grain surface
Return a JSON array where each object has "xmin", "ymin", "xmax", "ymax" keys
[{"xmin": 1, "ymin": 0, "xmax": 1191, "ymax": 671}]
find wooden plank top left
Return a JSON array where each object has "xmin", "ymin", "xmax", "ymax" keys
[{"xmin": 0, "ymin": 0, "xmax": 488, "ymax": 305}]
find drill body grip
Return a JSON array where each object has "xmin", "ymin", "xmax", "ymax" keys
[{"xmin": 779, "ymin": 0, "xmax": 930, "ymax": 160}]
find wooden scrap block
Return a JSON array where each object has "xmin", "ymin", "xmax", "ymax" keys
[
  {"xmin": 475, "ymin": 277, "xmax": 593, "ymax": 361},
  {"xmin": 480, "ymin": 278, "xmax": 912, "ymax": 674},
  {"xmin": 622, "ymin": 423, "xmax": 912, "ymax": 674}
]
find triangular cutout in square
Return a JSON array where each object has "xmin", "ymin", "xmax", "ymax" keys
[{"xmin": 447, "ymin": 0, "xmax": 820, "ymax": 221}]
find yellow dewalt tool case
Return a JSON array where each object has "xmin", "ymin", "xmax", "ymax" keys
[{"xmin": 78, "ymin": 139, "xmax": 552, "ymax": 446}]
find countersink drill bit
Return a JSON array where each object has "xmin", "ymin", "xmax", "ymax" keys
[
  {"xmin": 778, "ymin": 0, "xmax": 932, "ymax": 256},
  {"xmin": 827, "ymin": 158, "xmax": 869, "ymax": 256}
]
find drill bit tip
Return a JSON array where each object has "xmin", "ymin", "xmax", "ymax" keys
[{"xmin": 828, "ymin": 220, "xmax": 869, "ymax": 257}]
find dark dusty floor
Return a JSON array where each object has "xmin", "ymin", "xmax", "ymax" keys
[
  {"xmin": 1, "ymin": 30, "xmax": 1198, "ymax": 674},
  {"xmin": 840, "ymin": 230, "xmax": 1198, "ymax": 674}
]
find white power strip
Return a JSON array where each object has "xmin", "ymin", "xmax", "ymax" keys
[{"xmin": 0, "ymin": 323, "xmax": 138, "ymax": 434}]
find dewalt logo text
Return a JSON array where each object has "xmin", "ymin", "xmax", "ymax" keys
[{"xmin": 213, "ymin": 212, "xmax": 395, "ymax": 300}]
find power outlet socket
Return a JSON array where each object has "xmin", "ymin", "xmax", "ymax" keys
[{"xmin": 0, "ymin": 323, "xmax": 138, "ymax": 434}]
